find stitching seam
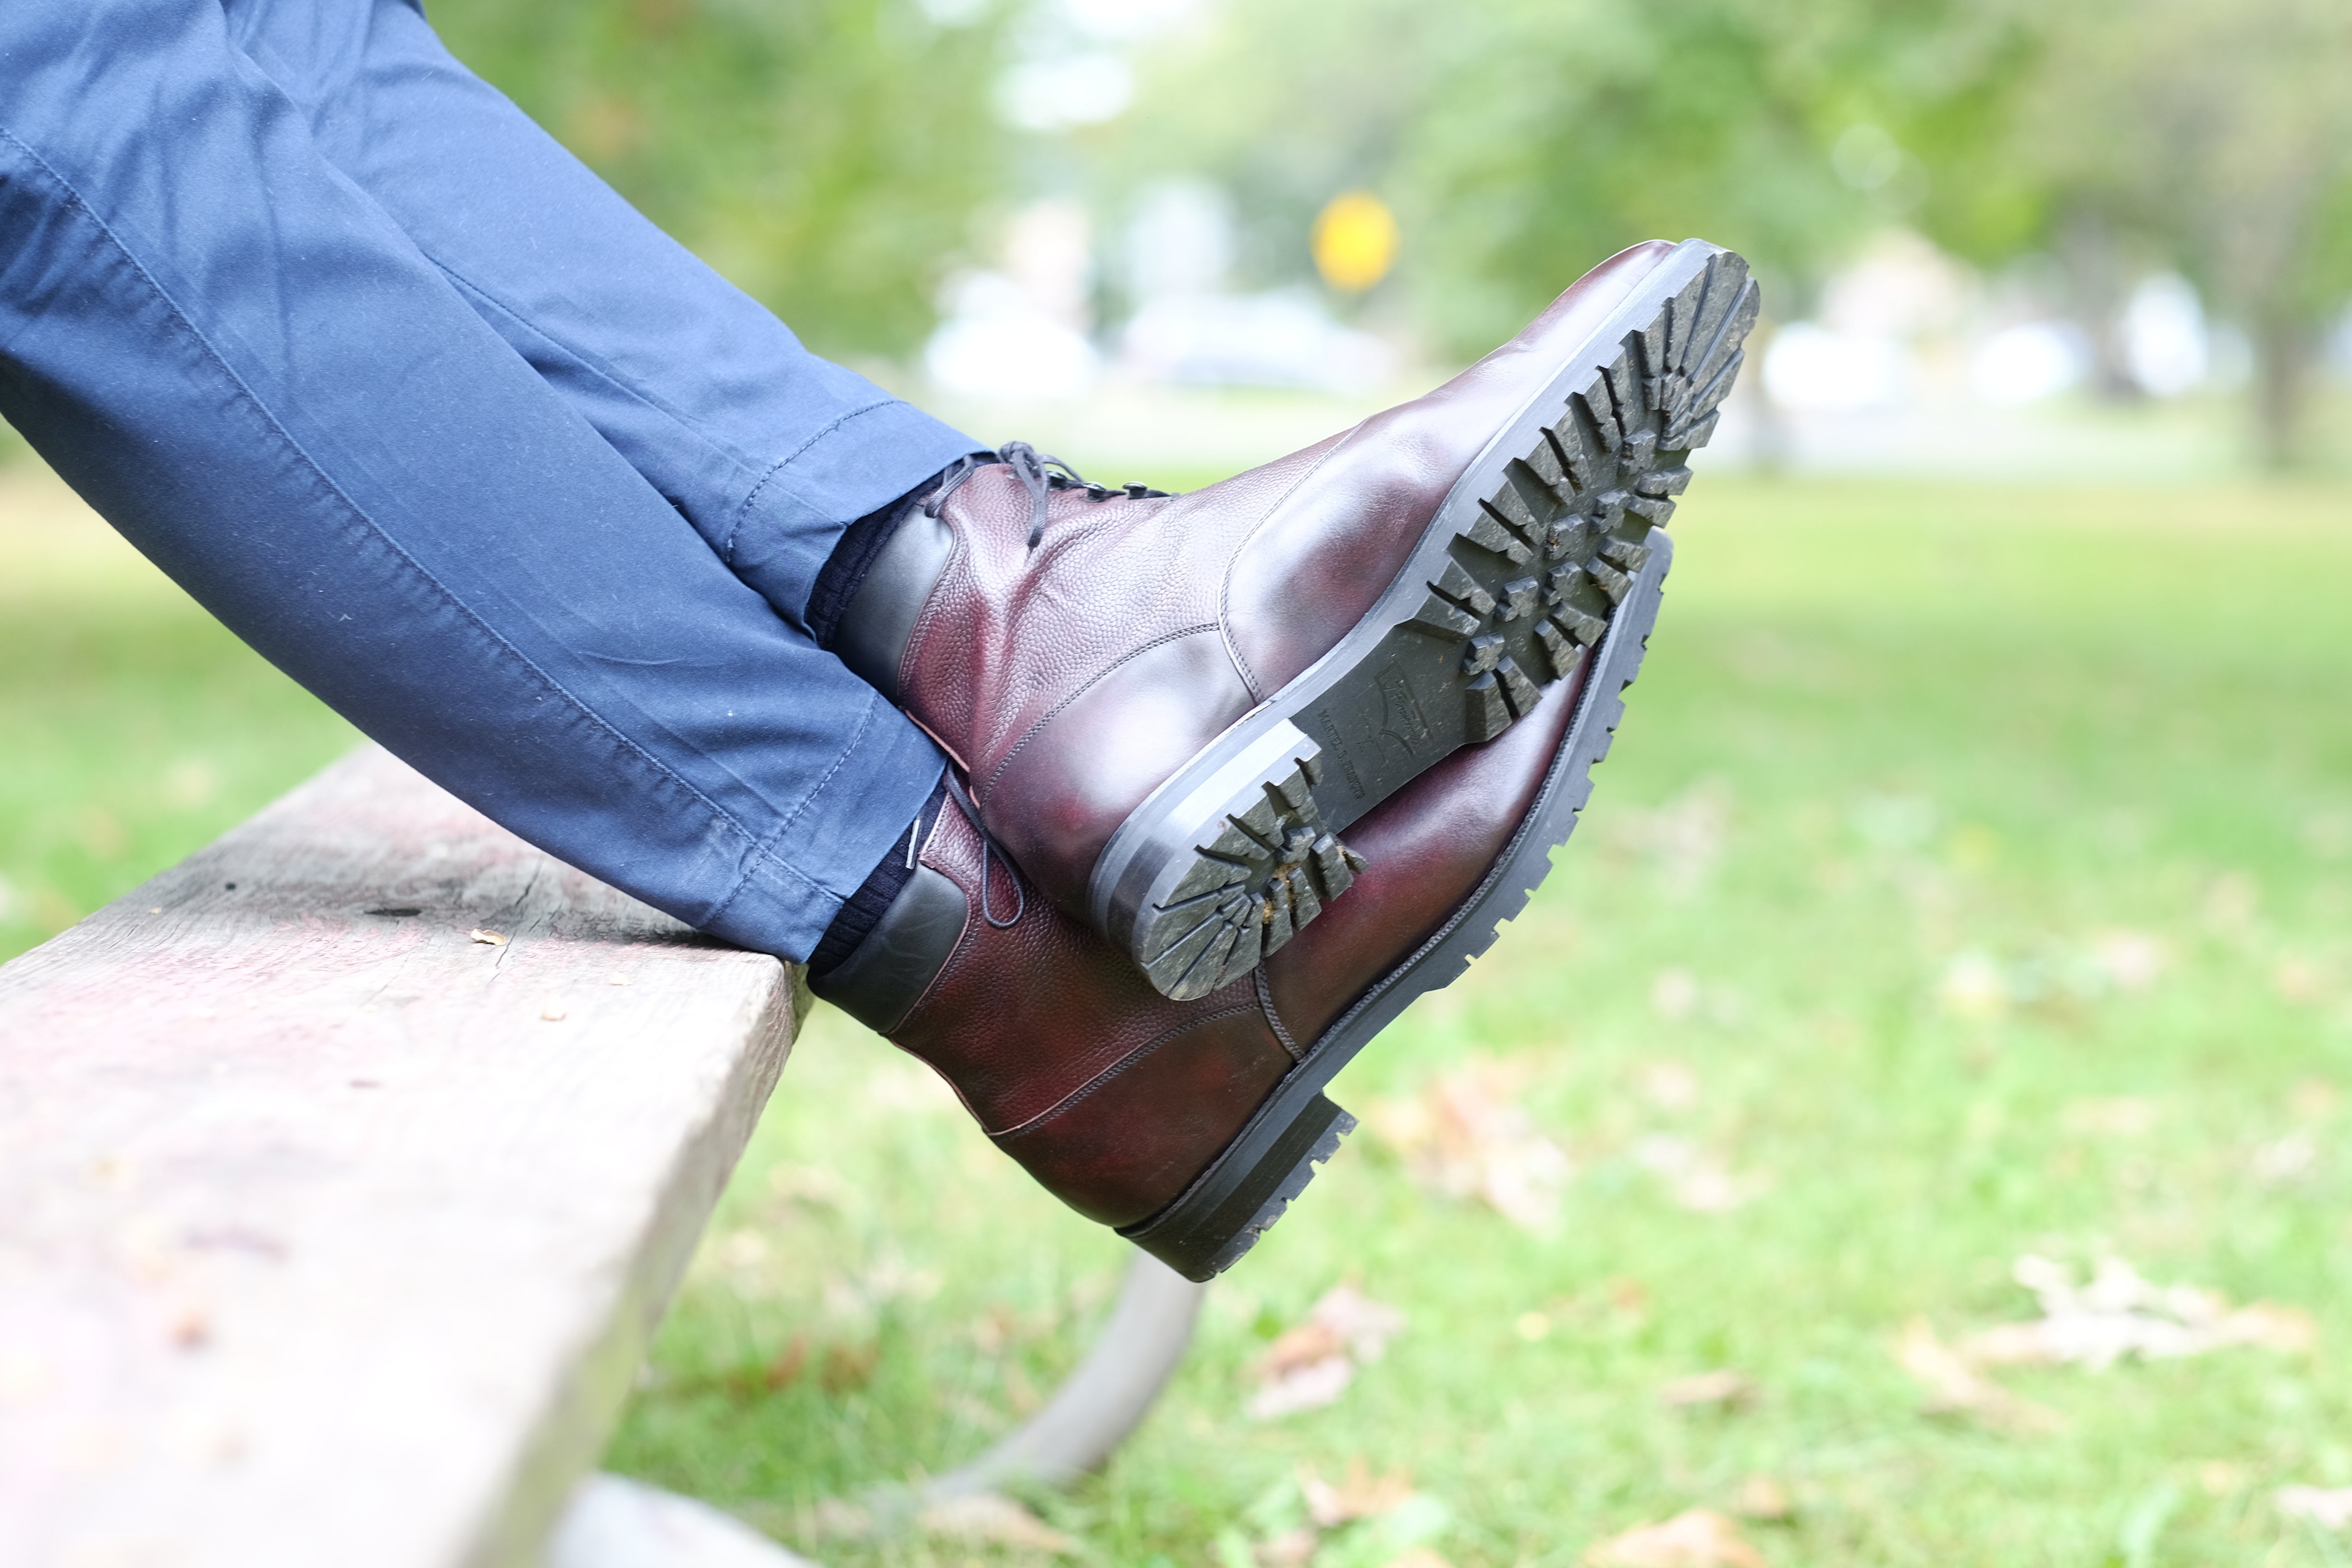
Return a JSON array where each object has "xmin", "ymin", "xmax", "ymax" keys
[
  {"xmin": 980, "ymin": 622, "xmax": 1222, "ymax": 799},
  {"xmin": 1255, "ymin": 966, "xmax": 1303, "ymax": 1062},
  {"xmin": 723, "ymin": 399, "xmax": 900, "ymax": 562},
  {"xmin": 430, "ymin": 258, "xmax": 757, "ymax": 500},
  {"xmin": 988, "ymin": 1001, "xmax": 1262, "ymax": 1138},
  {"xmin": 723, "ymin": 686, "xmax": 883, "ymax": 920},
  {"xmin": 431, "ymin": 255, "xmax": 911, "ymax": 569}
]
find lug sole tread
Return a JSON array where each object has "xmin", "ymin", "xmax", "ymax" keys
[
  {"xmin": 1126, "ymin": 249, "xmax": 1755, "ymax": 1002},
  {"xmin": 1123, "ymin": 539, "xmax": 1675, "ymax": 1279}
]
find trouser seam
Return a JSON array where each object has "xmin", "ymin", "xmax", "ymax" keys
[
  {"xmin": 429, "ymin": 256, "xmax": 765, "ymax": 515},
  {"xmin": 702, "ymin": 685, "xmax": 888, "ymax": 931},
  {"xmin": 432, "ymin": 253, "xmax": 906, "ymax": 574},
  {"xmin": 0, "ymin": 124, "xmax": 826, "ymax": 914},
  {"xmin": 723, "ymin": 398, "xmax": 904, "ymax": 563}
]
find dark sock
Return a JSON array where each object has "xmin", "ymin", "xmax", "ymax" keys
[
  {"xmin": 806, "ymin": 462, "xmax": 967, "ymax": 649},
  {"xmin": 807, "ymin": 777, "xmax": 949, "ymax": 976}
]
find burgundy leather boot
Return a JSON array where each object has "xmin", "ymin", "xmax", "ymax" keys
[
  {"xmin": 837, "ymin": 239, "xmax": 1755, "ymax": 1004},
  {"xmin": 811, "ymin": 529, "xmax": 1672, "ymax": 1279}
]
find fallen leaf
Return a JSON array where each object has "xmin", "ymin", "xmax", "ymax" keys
[
  {"xmin": 2291, "ymin": 1079, "xmax": 2340, "ymax": 1121},
  {"xmin": 1585, "ymin": 1508, "xmax": 1764, "ymax": 1568},
  {"xmin": 1730, "ymin": 1477, "xmax": 1792, "ymax": 1522},
  {"xmin": 819, "ymin": 1339, "xmax": 880, "ymax": 1394},
  {"xmin": 1639, "ymin": 1057, "xmax": 1701, "ymax": 1107},
  {"xmin": 1259, "ymin": 1319, "xmax": 1348, "ymax": 1382},
  {"xmin": 1659, "ymin": 1370, "xmax": 1754, "ymax": 1409},
  {"xmin": 1004, "ymin": 1363, "xmax": 1041, "ymax": 1415},
  {"xmin": 1892, "ymin": 1317, "xmax": 2060, "ymax": 1433},
  {"xmin": 917, "ymin": 1493, "xmax": 1078, "ymax": 1554},
  {"xmin": 2060, "ymin": 1097, "xmax": 2156, "ymax": 1137},
  {"xmin": 809, "ymin": 1498, "xmax": 870, "ymax": 1538},
  {"xmin": 469, "ymin": 928, "xmax": 505, "ymax": 945},
  {"xmin": 1247, "ymin": 1284, "xmax": 1405, "ymax": 1420},
  {"xmin": 1252, "ymin": 1527, "xmax": 1319, "ymax": 1568},
  {"xmin": 1961, "ymin": 1255, "xmax": 2316, "ymax": 1369},
  {"xmin": 1247, "ymin": 1354, "xmax": 1355, "ymax": 1421},
  {"xmin": 2252, "ymin": 1132, "xmax": 2319, "ymax": 1184},
  {"xmin": 1369, "ymin": 1058, "xmax": 1571, "ymax": 1230},
  {"xmin": 762, "ymin": 1334, "xmax": 808, "ymax": 1390},
  {"xmin": 2274, "ymin": 957, "xmax": 2330, "ymax": 1005},
  {"xmin": 1938, "ymin": 951, "xmax": 2009, "ymax": 1019},
  {"xmin": 2277, "ymin": 1486, "xmax": 2352, "ymax": 1529},
  {"xmin": 1651, "ymin": 972, "xmax": 1700, "ymax": 1022},
  {"xmin": 1612, "ymin": 783, "xmax": 1731, "ymax": 892},
  {"xmin": 1632, "ymin": 1136, "xmax": 1767, "ymax": 1213},
  {"xmin": 1381, "ymin": 1551, "xmax": 1456, "ymax": 1568},
  {"xmin": 1300, "ymin": 1458, "xmax": 1414, "ymax": 1527},
  {"xmin": 2197, "ymin": 1461, "xmax": 2247, "ymax": 1496},
  {"xmin": 1311, "ymin": 1282, "xmax": 1406, "ymax": 1360},
  {"xmin": 2088, "ymin": 931, "xmax": 2165, "ymax": 990}
]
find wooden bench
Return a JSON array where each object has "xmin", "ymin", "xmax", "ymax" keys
[{"xmin": 0, "ymin": 746, "xmax": 1203, "ymax": 1567}]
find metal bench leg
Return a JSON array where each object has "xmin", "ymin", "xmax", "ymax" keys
[
  {"xmin": 922, "ymin": 1247, "xmax": 1208, "ymax": 1497},
  {"xmin": 549, "ymin": 1248, "xmax": 1206, "ymax": 1564},
  {"xmin": 544, "ymin": 1474, "xmax": 820, "ymax": 1568}
]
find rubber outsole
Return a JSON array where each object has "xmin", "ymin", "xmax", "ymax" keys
[
  {"xmin": 1120, "ymin": 529, "xmax": 1675, "ymax": 1281},
  {"xmin": 1095, "ymin": 240, "xmax": 1757, "ymax": 1003}
]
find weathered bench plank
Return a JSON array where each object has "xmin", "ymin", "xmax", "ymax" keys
[{"xmin": 0, "ymin": 747, "xmax": 801, "ymax": 1568}]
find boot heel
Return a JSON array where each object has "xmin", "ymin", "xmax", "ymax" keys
[
  {"xmin": 1115, "ymin": 723, "xmax": 1367, "ymax": 1003},
  {"xmin": 1121, "ymin": 1091, "xmax": 1357, "ymax": 1282}
]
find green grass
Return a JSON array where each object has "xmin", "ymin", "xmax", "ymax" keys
[
  {"xmin": 608, "ymin": 478, "xmax": 2352, "ymax": 1568},
  {"xmin": 7, "ymin": 463, "xmax": 2351, "ymax": 1566},
  {"xmin": 0, "ymin": 466, "xmax": 356, "ymax": 959}
]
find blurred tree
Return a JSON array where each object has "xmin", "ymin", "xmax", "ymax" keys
[
  {"xmin": 1102, "ymin": 0, "xmax": 2034, "ymax": 356},
  {"xmin": 432, "ymin": 0, "xmax": 1012, "ymax": 360},
  {"xmin": 2001, "ymin": 0, "xmax": 2352, "ymax": 464}
]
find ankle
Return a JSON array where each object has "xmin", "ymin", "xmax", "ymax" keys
[
  {"xmin": 807, "ymin": 776, "xmax": 947, "ymax": 978},
  {"xmin": 806, "ymin": 460, "xmax": 974, "ymax": 651}
]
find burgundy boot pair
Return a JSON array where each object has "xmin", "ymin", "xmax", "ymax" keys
[{"xmin": 812, "ymin": 239, "xmax": 1758, "ymax": 1278}]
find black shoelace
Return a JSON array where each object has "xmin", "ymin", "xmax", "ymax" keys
[
  {"xmin": 912, "ymin": 442, "xmax": 1176, "ymax": 928},
  {"xmin": 938, "ymin": 769, "xmax": 1025, "ymax": 930},
  {"xmin": 922, "ymin": 441, "xmax": 1173, "ymax": 549}
]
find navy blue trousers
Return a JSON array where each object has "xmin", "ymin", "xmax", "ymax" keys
[{"xmin": 0, "ymin": 0, "xmax": 980, "ymax": 960}]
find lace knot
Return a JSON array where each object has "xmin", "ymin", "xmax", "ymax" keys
[{"xmin": 919, "ymin": 441, "xmax": 1174, "ymax": 549}]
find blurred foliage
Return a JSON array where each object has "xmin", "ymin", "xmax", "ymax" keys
[
  {"xmin": 1096, "ymin": 0, "xmax": 2039, "ymax": 351},
  {"xmin": 612, "ymin": 473, "xmax": 2352, "ymax": 1566},
  {"xmin": 1091, "ymin": 0, "xmax": 2351, "ymax": 456},
  {"xmin": 422, "ymin": 0, "xmax": 2352, "ymax": 458},
  {"xmin": 2000, "ymin": 0, "xmax": 2352, "ymax": 461},
  {"xmin": 430, "ymin": 0, "xmax": 1013, "ymax": 360}
]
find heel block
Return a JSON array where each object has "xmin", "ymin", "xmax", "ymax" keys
[{"xmin": 1122, "ymin": 1092, "xmax": 1356, "ymax": 1281}]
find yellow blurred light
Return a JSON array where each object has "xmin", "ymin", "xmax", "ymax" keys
[{"xmin": 1312, "ymin": 191, "xmax": 1399, "ymax": 293}]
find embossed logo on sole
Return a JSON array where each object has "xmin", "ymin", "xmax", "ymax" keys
[
  {"xmin": 1315, "ymin": 707, "xmax": 1366, "ymax": 800},
  {"xmin": 1376, "ymin": 661, "xmax": 1430, "ymax": 760}
]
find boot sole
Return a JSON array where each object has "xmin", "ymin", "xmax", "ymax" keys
[
  {"xmin": 1091, "ymin": 239, "xmax": 1756, "ymax": 1002},
  {"xmin": 1119, "ymin": 532, "xmax": 1673, "ymax": 1279}
]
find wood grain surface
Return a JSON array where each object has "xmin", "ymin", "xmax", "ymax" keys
[{"xmin": 0, "ymin": 747, "xmax": 803, "ymax": 1568}]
